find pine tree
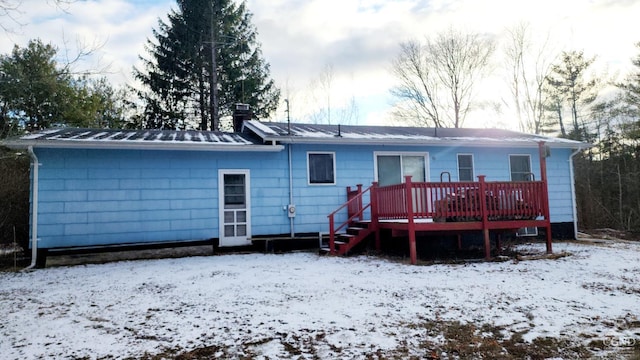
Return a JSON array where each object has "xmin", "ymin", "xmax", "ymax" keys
[
  {"xmin": 546, "ymin": 50, "xmax": 598, "ymax": 140},
  {"xmin": 135, "ymin": 0, "xmax": 280, "ymax": 131}
]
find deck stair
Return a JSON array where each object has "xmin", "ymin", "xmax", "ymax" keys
[{"xmin": 320, "ymin": 222, "xmax": 373, "ymax": 255}]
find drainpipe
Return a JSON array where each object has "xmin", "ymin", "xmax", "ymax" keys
[
  {"xmin": 24, "ymin": 146, "xmax": 39, "ymax": 270},
  {"xmin": 288, "ymin": 144, "xmax": 294, "ymax": 237},
  {"xmin": 569, "ymin": 147, "xmax": 582, "ymax": 239}
]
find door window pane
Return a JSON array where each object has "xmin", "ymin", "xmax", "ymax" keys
[
  {"xmin": 377, "ymin": 155, "xmax": 401, "ymax": 186},
  {"xmin": 403, "ymin": 156, "xmax": 425, "ymax": 182},
  {"xmin": 308, "ymin": 153, "xmax": 335, "ymax": 184},
  {"xmin": 224, "ymin": 174, "xmax": 245, "ymax": 207},
  {"xmin": 237, "ymin": 211, "xmax": 246, "ymax": 223},
  {"xmin": 377, "ymin": 154, "xmax": 426, "ymax": 186}
]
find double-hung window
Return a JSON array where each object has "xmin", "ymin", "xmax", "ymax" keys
[
  {"xmin": 509, "ymin": 155, "xmax": 532, "ymax": 181},
  {"xmin": 457, "ymin": 154, "xmax": 474, "ymax": 181},
  {"xmin": 308, "ymin": 152, "xmax": 335, "ymax": 185}
]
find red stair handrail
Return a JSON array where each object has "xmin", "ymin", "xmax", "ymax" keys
[{"xmin": 327, "ymin": 184, "xmax": 374, "ymax": 254}]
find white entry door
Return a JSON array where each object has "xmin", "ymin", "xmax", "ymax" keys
[{"xmin": 218, "ymin": 169, "xmax": 252, "ymax": 246}]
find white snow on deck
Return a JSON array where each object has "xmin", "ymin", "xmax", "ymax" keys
[{"xmin": 1, "ymin": 241, "xmax": 638, "ymax": 358}]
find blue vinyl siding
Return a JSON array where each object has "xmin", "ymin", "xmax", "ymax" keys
[
  {"xmin": 34, "ymin": 148, "xmax": 292, "ymax": 248},
  {"xmin": 32, "ymin": 141, "xmax": 577, "ymax": 249}
]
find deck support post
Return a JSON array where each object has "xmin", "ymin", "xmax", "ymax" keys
[
  {"xmin": 456, "ymin": 234, "xmax": 462, "ymax": 251},
  {"xmin": 404, "ymin": 176, "xmax": 417, "ymax": 265},
  {"xmin": 478, "ymin": 175, "xmax": 491, "ymax": 260},
  {"xmin": 539, "ymin": 142, "xmax": 553, "ymax": 254}
]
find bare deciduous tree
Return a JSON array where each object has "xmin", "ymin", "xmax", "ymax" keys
[
  {"xmin": 1, "ymin": 0, "xmax": 74, "ymax": 33},
  {"xmin": 391, "ymin": 28, "xmax": 495, "ymax": 128},
  {"xmin": 502, "ymin": 22, "xmax": 557, "ymax": 134},
  {"xmin": 304, "ymin": 62, "xmax": 359, "ymax": 125}
]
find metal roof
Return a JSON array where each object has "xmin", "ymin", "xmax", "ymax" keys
[
  {"xmin": 243, "ymin": 120, "xmax": 591, "ymax": 149},
  {"xmin": 2, "ymin": 121, "xmax": 591, "ymax": 151},
  {"xmin": 3, "ymin": 127, "xmax": 283, "ymax": 152}
]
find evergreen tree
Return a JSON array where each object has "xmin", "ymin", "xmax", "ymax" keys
[
  {"xmin": 0, "ymin": 39, "xmax": 129, "ymax": 137},
  {"xmin": 546, "ymin": 50, "xmax": 598, "ymax": 140},
  {"xmin": 0, "ymin": 39, "xmax": 66, "ymax": 132},
  {"xmin": 135, "ymin": 0, "xmax": 280, "ymax": 131}
]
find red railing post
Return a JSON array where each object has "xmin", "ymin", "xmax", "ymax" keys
[
  {"xmin": 404, "ymin": 176, "xmax": 417, "ymax": 265},
  {"xmin": 371, "ymin": 182, "xmax": 380, "ymax": 251},
  {"xmin": 329, "ymin": 214, "xmax": 336, "ymax": 254},
  {"xmin": 356, "ymin": 184, "xmax": 363, "ymax": 221},
  {"xmin": 478, "ymin": 175, "xmax": 491, "ymax": 260}
]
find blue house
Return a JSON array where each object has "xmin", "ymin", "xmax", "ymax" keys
[{"xmin": 4, "ymin": 120, "xmax": 590, "ymax": 266}]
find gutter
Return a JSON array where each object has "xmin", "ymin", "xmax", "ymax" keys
[
  {"xmin": 569, "ymin": 147, "xmax": 583, "ymax": 239},
  {"xmin": 24, "ymin": 146, "xmax": 39, "ymax": 270},
  {"xmin": 288, "ymin": 144, "xmax": 294, "ymax": 237}
]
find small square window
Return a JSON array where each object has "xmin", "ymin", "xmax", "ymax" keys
[{"xmin": 308, "ymin": 152, "xmax": 335, "ymax": 185}]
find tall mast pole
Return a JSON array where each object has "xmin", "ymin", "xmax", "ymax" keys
[{"xmin": 209, "ymin": 1, "xmax": 219, "ymax": 131}]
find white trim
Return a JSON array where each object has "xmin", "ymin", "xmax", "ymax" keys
[
  {"xmin": 218, "ymin": 169, "xmax": 252, "ymax": 247},
  {"xmin": 373, "ymin": 151, "xmax": 430, "ymax": 184},
  {"xmin": 456, "ymin": 153, "xmax": 475, "ymax": 181},
  {"xmin": 516, "ymin": 227, "xmax": 539, "ymax": 237},
  {"xmin": 307, "ymin": 151, "xmax": 336, "ymax": 186}
]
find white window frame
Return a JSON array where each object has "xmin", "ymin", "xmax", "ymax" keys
[
  {"xmin": 373, "ymin": 151, "xmax": 430, "ymax": 184},
  {"xmin": 456, "ymin": 153, "xmax": 474, "ymax": 182},
  {"xmin": 307, "ymin": 151, "xmax": 336, "ymax": 185}
]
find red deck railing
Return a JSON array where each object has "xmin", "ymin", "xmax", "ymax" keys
[
  {"xmin": 327, "ymin": 184, "xmax": 373, "ymax": 253},
  {"xmin": 328, "ymin": 175, "xmax": 551, "ymax": 261},
  {"xmin": 375, "ymin": 178, "xmax": 547, "ymax": 222},
  {"xmin": 327, "ymin": 142, "xmax": 553, "ymax": 263}
]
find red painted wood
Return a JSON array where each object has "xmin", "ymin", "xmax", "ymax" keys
[
  {"xmin": 405, "ymin": 176, "xmax": 417, "ymax": 265},
  {"xmin": 330, "ymin": 162, "xmax": 553, "ymax": 263}
]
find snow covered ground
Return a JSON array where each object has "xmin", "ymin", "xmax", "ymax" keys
[{"xmin": 1, "ymin": 240, "xmax": 639, "ymax": 359}]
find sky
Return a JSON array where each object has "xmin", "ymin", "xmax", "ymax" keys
[{"xmin": 2, "ymin": 0, "xmax": 639, "ymax": 130}]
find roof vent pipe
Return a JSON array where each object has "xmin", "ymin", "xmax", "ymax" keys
[
  {"xmin": 285, "ymin": 99, "xmax": 290, "ymax": 135},
  {"xmin": 335, "ymin": 124, "xmax": 341, "ymax": 137}
]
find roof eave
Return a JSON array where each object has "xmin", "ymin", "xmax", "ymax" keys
[
  {"xmin": 261, "ymin": 136, "xmax": 590, "ymax": 149},
  {"xmin": 3, "ymin": 140, "xmax": 284, "ymax": 152}
]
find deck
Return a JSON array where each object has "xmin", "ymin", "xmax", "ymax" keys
[{"xmin": 329, "ymin": 174, "xmax": 552, "ymax": 264}]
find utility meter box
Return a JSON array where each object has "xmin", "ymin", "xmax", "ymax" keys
[{"xmin": 287, "ymin": 204, "xmax": 296, "ymax": 218}]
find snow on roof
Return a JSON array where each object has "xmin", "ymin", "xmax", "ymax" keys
[
  {"xmin": 243, "ymin": 120, "xmax": 590, "ymax": 149},
  {"xmin": 4, "ymin": 127, "xmax": 283, "ymax": 152}
]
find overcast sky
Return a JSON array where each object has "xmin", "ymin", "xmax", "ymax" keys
[{"xmin": 2, "ymin": 0, "xmax": 639, "ymax": 130}]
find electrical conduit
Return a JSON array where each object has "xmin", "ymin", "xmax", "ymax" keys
[{"xmin": 24, "ymin": 146, "xmax": 39, "ymax": 270}]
